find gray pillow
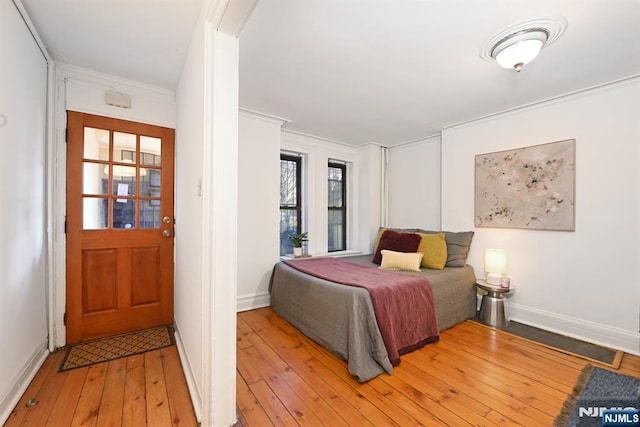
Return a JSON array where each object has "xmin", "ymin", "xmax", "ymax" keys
[{"xmin": 418, "ymin": 230, "xmax": 474, "ymax": 267}]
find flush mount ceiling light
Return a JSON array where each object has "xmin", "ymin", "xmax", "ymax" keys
[{"xmin": 481, "ymin": 17, "xmax": 568, "ymax": 72}]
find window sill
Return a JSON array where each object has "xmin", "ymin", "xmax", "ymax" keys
[{"xmin": 280, "ymin": 249, "xmax": 363, "ymax": 261}]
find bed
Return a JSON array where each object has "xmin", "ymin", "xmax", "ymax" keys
[{"xmin": 269, "ymin": 229, "xmax": 477, "ymax": 382}]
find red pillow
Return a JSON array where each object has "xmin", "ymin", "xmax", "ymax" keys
[{"xmin": 372, "ymin": 230, "xmax": 422, "ymax": 264}]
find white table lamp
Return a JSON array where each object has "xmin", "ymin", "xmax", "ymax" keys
[{"xmin": 485, "ymin": 249, "xmax": 507, "ymax": 285}]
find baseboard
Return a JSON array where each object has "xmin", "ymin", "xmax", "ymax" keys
[
  {"xmin": 509, "ymin": 303, "xmax": 640, "ymax": 356},
  {"xmin": 173, "ymin": 324, "xmax": 202, "ymax": 423},
  {"xmin": 0, "ymin": 340, "xmax": 49, "ymax": 425},
  {"xmin": 237, "ymin": 292, "xmax": 270, "ymax": 312}
]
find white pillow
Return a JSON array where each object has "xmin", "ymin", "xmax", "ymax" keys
[{"xmin": 378, "ymin": 249, "xmax": 423, "ymax": 272}]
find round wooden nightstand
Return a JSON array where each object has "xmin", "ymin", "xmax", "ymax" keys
[{"xmin": 476, "ymin": 279, "xmax": 515, "ymax": 328}]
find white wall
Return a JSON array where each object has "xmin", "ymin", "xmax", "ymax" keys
[
  {"xmin": 357, "ymin": 144, "xmax": 384, "ymax": 254},
  {"xmin": 237, "ymin": 110, "xmax": 283, "ymax": 311},
  {"xmin": 205, "ymin": 28, "xmax": 241, "ymax": 427},
  {"xmin": 234, "ymin": 126, "xmax": 384, "ymax": 310},
  {"xmin": 176, "ymin": 5, "xmax": 245, "ymax": 423},
  {"xmin": 440, "ymin": 78, "xmax": 640, "ymax": 354},
  {"xmin": 388, "ymin": 136, "xmax": 441, "ymax": 230},
  {"xmin": 0, "ymin": 1, "xmax": 49, "ymax": 422},
  {"xmin": 174, "ymin": 14, "xmax": 206, "ymax": 421},
  {"xmin": 62, "ymin": 68, "xmax": 177, "ymax": 128}
]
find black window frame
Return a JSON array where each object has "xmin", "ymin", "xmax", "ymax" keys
[
  {"xmin": 280, "ymin": 154, "xmax": 302, "ymax": 255},
  {"xmin": 328, "ymin": 161, "xmax": 347, "ymax": 252}
]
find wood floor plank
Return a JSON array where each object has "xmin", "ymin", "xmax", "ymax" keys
[
  {"xmin": 96, "ymin": 358, "xmax": 126, "ymax": 427},
  {"xmin": 160, "ymin": 347, "xmax": 198, "ymax": 426},
  {"xmin": 407, "ymin": 342, "xmax": 556, "ymax": 425},
  {"xmin": 429, "ymin": 338, "xmax": 570, "ymax": 406},
  {"xmin": 619, "ymin": 354, "xmax": 640, "ymax": 377},
  {"xmin": 245, "ymin": 323, "xmax": 376, "ymax": 427},
  {"xmin": 261, "ymin": 307, "xmax": 306, "ymax": 336},
  {"xmin": 122, "ymin": 354, "xmax": 147, "ymax": 427},
  {"xmin": 237, "ymin": 309, "xmax": 640, "ymax": 427},
  {"xmin": 237, "ymin": 341, "xmax": 265, "ymax": 385},
  {"xmin": 242, "ymin": 332, "xmax": 335, "ymax": 426},
  {"xmin": 144, "ymin": 350, "xmax": 173, "ymax": 426},
  {"xmin": 237, "ymin": 317, "xmax": 255, "ymax": 350},
  {"xmin": 7, "ymin": 311, "xmax": 639, "ymax": 427},
  {"xmin": 442, "ymin": 325, "xmax": 579, "ymax": 390},
  {"xmin": 367, "ymin": 375, "xmax": 448, "ymax": 426},
  {"xmin": 396, "ymin": 357, "xmax": 498, "ymax": 426},
  {"xmin": 6, "ymin": 342, "xmax": 197, "ymax": 427},
  {"xmin": 240, "ymin": 309, "xmax": 274, "ymax": 333},
  {"xmin": 45, "ymin": 367, "xmax": 87, "ymax": 426},
  {"xmin": 253, "ymin": 312, "xmax": 403, "ymax": 426},
  {"xmin": 70, "ymin": 363, "xmax": 108, "ymax": 427},
  {"xmin": 247, "ymin": 379, "xmax": 299, "ymax": 427},
  {"xmin": 236, "ymin": 372, "xmax": 275, "ymax": 427},
  {"xmin": 303, "ymin": 357, "xmax": 403, "ymax": 426},
  {"xmin": 376, "ymin": 369, "xmax": 474, "ymax": 427}
]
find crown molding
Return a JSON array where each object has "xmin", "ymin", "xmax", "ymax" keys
[
  {"xmin": 13, "ymin": 0, "xmax": 51, "ymax": 62},
  {"xmin": 239, "ymin": 108, "xmax": 290, "ymax": 125}
]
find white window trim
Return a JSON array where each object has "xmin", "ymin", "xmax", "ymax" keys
[{"xmin": 281, "ymin": 131, "xmax": 359, "ymax": 256}]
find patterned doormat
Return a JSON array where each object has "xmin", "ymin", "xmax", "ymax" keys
[{"xmin": 59, "ymin": 325, "xmax": 174, "ymax": 372}]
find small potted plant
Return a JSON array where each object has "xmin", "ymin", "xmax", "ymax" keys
[{"xmin": 289, "ymin": 231, "xmax": 308, "ymax": 257}]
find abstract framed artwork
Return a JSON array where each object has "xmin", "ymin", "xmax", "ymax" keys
[{"xmin": 475, "ymin": 139, "xmax": 575, "ymax": 231}]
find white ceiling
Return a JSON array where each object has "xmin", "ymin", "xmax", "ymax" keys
[
  {"xmin": 19, "ymin": 0, "xmax": 640, "ymax": 147},
  {"xmin": 239, "ymin": 1, "xmax": 640, "ymax": 146},
  {"xmin": 20, "ymin": 0, "xmax": 203, "ymax": 89}
]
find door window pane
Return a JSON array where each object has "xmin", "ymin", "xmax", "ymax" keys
[
  {"xmin": 139, "ymin": 200, "xmax": 161, "ymax": 229},
  {"xmin": 81, "ymin": 125, "xmax": 165, "ymax": 231},
  {"xmin": 83, "ymin": 162, "xmax": 109, "ymax": 195},
  {"xmin": 83, "ymin": 198, "xmax": 108, "ymax": 229},
  {"xmin": 112, "ymin": 199, "xmax": 136, "ymax": 229},
  {"xmin": 140, "ymin": 136, "xmax": 161, "ymax": 166},
  {"xmin": 141, "ymin": 169, "xmax": 161, "ymax": 197},
  {"xmin": 83, "ymin": 127, "xmax": 109, "ymax": 161},
  {"xmin": 113, "ymin": 132, "xmax": 137, "ymax": 162},
  {"xmin": 111, "ymin": 168, "xmax": 138, "ymax": 196}
]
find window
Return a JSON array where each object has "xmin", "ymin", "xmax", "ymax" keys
[
  {"xmin": 328, "ymin": 162, "xmax": 346, "ymax": 252},
  {"xmin": 280, "ymin": 154, "xmax": 302, "ymax": 256}
]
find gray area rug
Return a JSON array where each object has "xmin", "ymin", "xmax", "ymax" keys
[{"xmin": 554, "ymin": 365, "xmax": 640, "ymax": 426}]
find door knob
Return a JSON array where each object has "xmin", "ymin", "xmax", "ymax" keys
[{"xmin": 162, "ymin": 229, "xmax": 172, "ymax": 237}]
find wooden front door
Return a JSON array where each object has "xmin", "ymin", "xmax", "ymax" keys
[{"xmin": 66, "ymin": 111, "xmax": 175, "ymax": 344}]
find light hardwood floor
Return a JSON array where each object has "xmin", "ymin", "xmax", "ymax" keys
[
  {"xmin": 237, "ymin": 308, "xmax": 640, "ymax": 427},
  {"xmin": 6, "ymin": 310, "xmax": 639, "ymax": 426},
  {"xmin": 4, "ymin": 346, "xmax": 198, "ymax": 426}
]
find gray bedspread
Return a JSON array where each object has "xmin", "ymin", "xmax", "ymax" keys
[{"xmin": 269, "ymin": 254, "xmax": 476, "ymax": 382}]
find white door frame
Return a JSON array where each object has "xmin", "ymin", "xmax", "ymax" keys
[
  {"xmin": 47, "ymin": 63, "xmax": 178, "ymax": 349},
  {"xmin": 46, "ymin": 1, "xmax": 257, "ymax": 425}
]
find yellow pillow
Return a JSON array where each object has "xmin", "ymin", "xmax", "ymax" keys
[
  {"xmin": 372, "ymin": 227, "xmax": 387, "ymax": 254},
  {"xmin": 417, "ymin": 233, "xmax": 447, "ymax": 270},
  {"xmin": 378, "ymin": 250, "xmax": 423, "ymax": 272}
]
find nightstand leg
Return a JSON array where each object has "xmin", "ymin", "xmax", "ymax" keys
[{"xmin": 478, "ymin": 294, "xmax": 508, "ymax": 328}]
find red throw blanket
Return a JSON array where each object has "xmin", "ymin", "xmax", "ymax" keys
[{"xmin": 284, "ymin": 258, "xmax": 439, "ymax": 366}]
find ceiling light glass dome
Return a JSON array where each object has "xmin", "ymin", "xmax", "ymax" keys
[{"xmin": 480, "ymin": 17, "xmax": 568, "ymax": 72}]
